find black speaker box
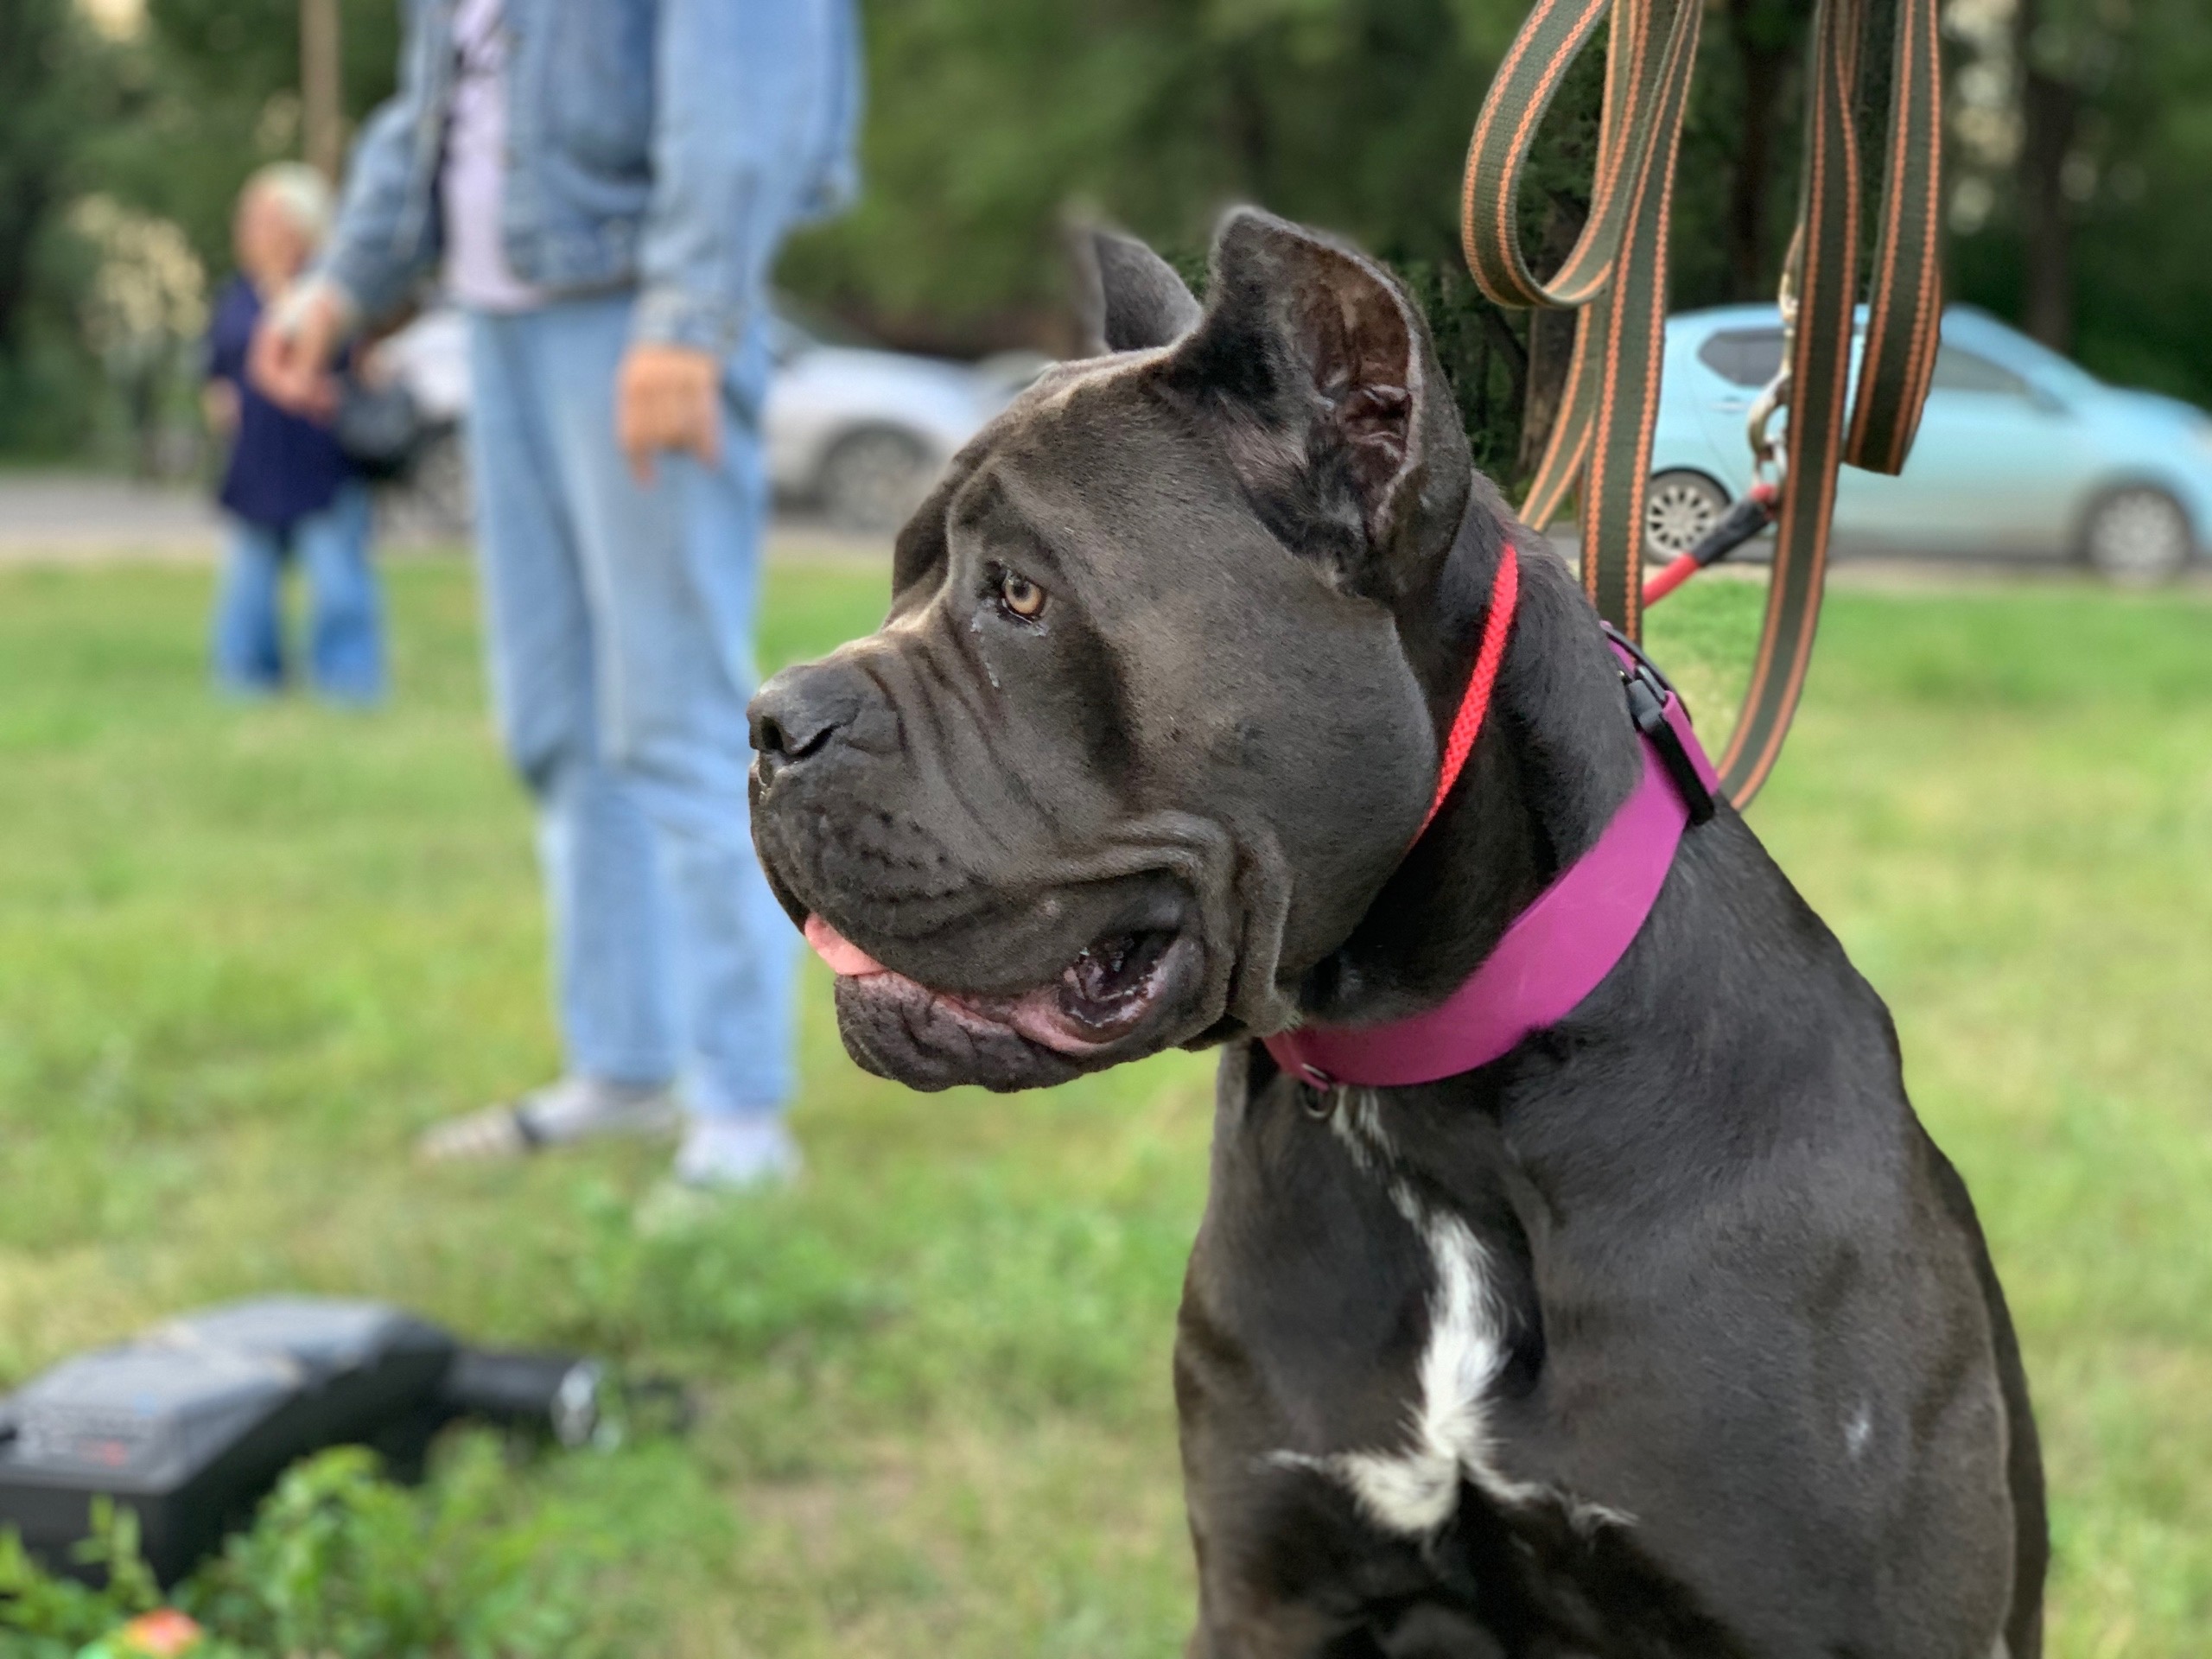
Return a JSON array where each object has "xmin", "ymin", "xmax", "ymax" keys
[{"xmin": 0, "ymin": 1298, "xmax": 454, "ymax": 1586}]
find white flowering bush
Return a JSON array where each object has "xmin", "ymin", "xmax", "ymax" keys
[
  {"xmin": 70, "ymin": 195, "xmax": 207, "ymax": 372},
  {"xmin": 67, "ymin": 194, "xmax": 208, "ymax": 473}
]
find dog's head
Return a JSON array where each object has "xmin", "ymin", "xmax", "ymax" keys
[{"xmin": 750, "ymin": 209, "xmax": 1519, "ymax": 1090}]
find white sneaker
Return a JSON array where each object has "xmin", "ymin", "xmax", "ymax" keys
[
  {"xmin": 671, "ymin": 1115, "xmax": 803, "ymax": 1192},
  {"xmin": 416, "ymin": 1076, "xmax": 681, "ymax": 1162}
]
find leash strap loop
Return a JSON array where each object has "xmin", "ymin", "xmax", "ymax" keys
[{"xmin": 1461, "ymin": 0, "xmax": 1945, "ymax": 804}]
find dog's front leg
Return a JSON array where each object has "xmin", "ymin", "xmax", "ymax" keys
[
  {"xmin": 1178, "ymin": 1364, "xmax": 1379, "ymax": 1659},
  {"xmin": 1179, "ymin": 1389, "xmax": 1441, "ymax": 1659},
  {"xmin": 1183, "ymin": 1586, "xmax": 1362, "ymax": 1659},
  {"xmin": 1188, "ymin": 1592, "xmax": 1516, "ymax": 1659}
]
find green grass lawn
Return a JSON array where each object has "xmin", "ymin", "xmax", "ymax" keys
[{"xmin": 1, "ymin": 556, "xmax": 2207, "ymax": 1656}]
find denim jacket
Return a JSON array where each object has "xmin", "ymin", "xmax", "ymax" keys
[{"xmin": 317, "ymin": 0, "xmax": 860, "ymax": 353}]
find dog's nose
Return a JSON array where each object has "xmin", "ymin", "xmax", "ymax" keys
[{"xmin": 750, "ymin": 662, "xmax": 864, "ymax": 784}]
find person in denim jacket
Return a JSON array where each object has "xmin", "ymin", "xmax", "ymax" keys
[{"xmin": 254, "ymin": 0, "xmax": 861, "ymax": 1189}]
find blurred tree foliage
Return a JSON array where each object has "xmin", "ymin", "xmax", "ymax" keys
[
  {"xmin": 0, "ymin": 0, "xmax": 115, "ymax": 453},
  {"xmin": 773, "ymin": 0, "xmax": 1814, "ymax": 487},
  {"xmin": 1945, "ymin": 0, "xmax": 2212, "ymax": 403},
  {"xmin": 8, "ymin": 0, "xmax": 2212, "ymax": 463},
  {"xmin": 0, "ymin": 0, "xmax": 401, "ymax": 458},
  {"xmin": 772, "ymin": 0, "xmax": 2212, "ymax": 444},
  {"xmin": 780, "ymin": 0, "xmax": 1525, "ymax": 345},
  {"xmin": 100, "ymin": 0, "xmax": 404, "ymax": 277}
]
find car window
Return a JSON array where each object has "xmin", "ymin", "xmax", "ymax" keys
[
  {"xmin": 1696, "ymin": 328, "xmax": 1785, "ymax": 388},
  {"xmin": 1953, "ymin": 312, "xmax": 2102, "ymax": 395},
  {"xmin": 1929, "ymin": 344, "xmax": 2031, "ymax": 397}
]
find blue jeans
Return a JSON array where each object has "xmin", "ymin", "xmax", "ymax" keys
[
  {"xmin": 464, "ymin": 295, "xmax": 797, "ymax": 1120},
  {"xmin": 211, "ymin": 484, "xmax": 385, "ymax": 703}
]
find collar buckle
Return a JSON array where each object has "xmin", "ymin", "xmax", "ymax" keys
[{"xmin": 1605, "ymin": 626, "xmax": 1717, "ymax": 825}]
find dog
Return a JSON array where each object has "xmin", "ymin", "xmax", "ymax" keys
[{"xmin": 747, "ymin": 209, "xmax": 2046, "ymax": 1658}]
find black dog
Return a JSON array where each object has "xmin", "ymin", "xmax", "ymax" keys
[{"xmin": 747, "ymin": 210, "xmax": 2045, "ymax": 1658}]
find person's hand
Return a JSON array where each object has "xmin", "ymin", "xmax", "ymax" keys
[
  {"xmin": 248, "ymin": 283, "xmax": 346, "ymax": 420},
  {"xmin": 200, "ymin": 380, "xmax": 240, "ymax": 438},
  {"xmin": 616, "ymin": 343, "xmax": 721, "ymax": 484}
]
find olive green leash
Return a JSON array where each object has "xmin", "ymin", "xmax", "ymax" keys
[{"xmin": 1461, "ymin": 0, "xmax": 1945, "ymax": 804}]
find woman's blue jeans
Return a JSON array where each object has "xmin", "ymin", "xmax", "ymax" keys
[
  {"xmin": 461, "ymin": 295, "xmax": 797, "ymax": 1122},
  {"xmin": 211, "ymin": 483, "xmax": 385, "ymax": 704}
]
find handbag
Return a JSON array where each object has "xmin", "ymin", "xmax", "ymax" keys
[{"xmin": 334, "ymin": 378, "xmax": 428, "ymax": 481}]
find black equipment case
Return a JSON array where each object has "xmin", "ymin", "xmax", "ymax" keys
[{"xmin": 0, "ymin": 1298, "xmax": 602, "ymax": 1585}]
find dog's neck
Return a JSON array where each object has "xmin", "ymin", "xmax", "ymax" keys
[{"xmin": 1295, "ymin": 494, "xmax": 1645, "ymax": 1026}]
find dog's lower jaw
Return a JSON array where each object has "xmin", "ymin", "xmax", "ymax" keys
[
  {"xmin": 1221, "ymin": 823, "xmax": 1301, "ymax": 1039},
  {"xmin": 761, "ymin": 795, "xmax": 1307, "ymax": 1087},
  {"xmin": 831, "ymin": 972, "xmax": 1087, "ymax": 1093},
  {"xmin": 823, "ymin": 923, "xmax": 1216, "ymax": 1092}
]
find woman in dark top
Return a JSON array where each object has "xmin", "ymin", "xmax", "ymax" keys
[{"xmin": 204, "ymin": 164, "xmax": 384, "ymax": 703}]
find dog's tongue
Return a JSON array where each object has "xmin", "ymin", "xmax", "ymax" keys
[
  {"xmin": 802, "ymin": 913, "xmax": 1129, "ymax": 1057},
  {"xmin": 804, "ymin": 915, "xmax": 887, "ymax": 978}
]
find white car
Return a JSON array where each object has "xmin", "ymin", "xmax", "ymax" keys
[
  {"xmin": 372, "ymin": 303, "xmax": 1045, "ymax": 540},
  {"xmin": 763, "ymin": 312, "xmax": 1046, "ymax": 531},
  {"xmin": 1648, "ymin": 304, "xmax": 2212, "ymax": 582}
]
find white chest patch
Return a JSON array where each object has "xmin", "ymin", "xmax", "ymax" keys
[
  {"xmin": 1845, "ymin": 1401, "xmax": 1874, "ymax": 1460},
  {"xmin": 1268, "ymin": 1091, "xmax": 1628, "ymax": 1539}
]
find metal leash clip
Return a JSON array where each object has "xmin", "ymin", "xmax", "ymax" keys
[{"xmin": 1643, "ymin": 236, "xmax": 1800, "ymax": 607}]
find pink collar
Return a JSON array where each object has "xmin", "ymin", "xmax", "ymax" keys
[{"xmin": 1262, "ymin": 632, "xmax": 1719, "ymax": 1091}]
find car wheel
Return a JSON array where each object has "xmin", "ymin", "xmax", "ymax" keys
[
  {"xmin": 1645, "ymin": 471, "xmax": 1730, "ymax": 559},
  {"xmin": 818, "ymin": 429, "xmax": 937, "ymax": 535},
  {"xmin": 2080, "ymin": 486, "xmax": 2193, "ymax": 586}
]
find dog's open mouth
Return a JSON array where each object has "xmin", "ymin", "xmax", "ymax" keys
[{"xmin": 804, "ymin": 914, "xmax": 1189, "ymax": 1057}]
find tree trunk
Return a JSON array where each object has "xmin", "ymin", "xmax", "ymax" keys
[
  {"xmin": 302, "ymin": 0, "xmax": 346, "ymax": 181},
  {"xmin": 1480, "ymin": 307, "xmax": 1528, "ymax": 447},
  {"xmin": 1725, "ymin": 0, "xmax": 1796, "ymax": 299},
  {"xmin": 0, "ymin": 0, "xmax": 70, "ymax": 361},
  {"xmin": 1219, "ymin": 54, "xmax": 1274, "ymax": 208},
  {"xmin": 2015, "ymin": 0, "xmax": 2079, "ymax": 351},
  {"xmin": 1515, "ymin": 194, "xmax": 1587, "ymax": 489},
  {"xmin": 0, "ymin": 177, "xmax": 50, "ymax": 364}
]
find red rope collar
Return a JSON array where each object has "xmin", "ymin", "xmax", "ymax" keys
[
  {"xmin": 1268, "ymin": 550, "xmax": 1719, "ymax": 1090},
  {"xmin": 1414, "ymin": 544, "xmax": 1520, "ymax": 840}
]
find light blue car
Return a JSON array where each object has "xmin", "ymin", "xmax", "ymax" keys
[{"xmin": 1648, "ymin": 304, "xmax": 2212, "ymax": 582}]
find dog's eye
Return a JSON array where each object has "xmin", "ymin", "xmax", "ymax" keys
[{"xmin": 996, "ymin": 569, "xmax": 1046, "ymax": 620}]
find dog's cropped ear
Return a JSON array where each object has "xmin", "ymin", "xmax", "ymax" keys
[
  {"xmin": 1070, "ymin": 224, "xmax": 1203, "ymax": 355},
  {"xmin": 1169, "ymin": 208, "xmax": 1470, "ymax": 594}
]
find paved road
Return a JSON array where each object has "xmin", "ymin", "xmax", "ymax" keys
[
  {"xmin": 0, "ymin": 473, "xmax": 889, "ymax": 566},
  {"xmin": 0, "ymin": 474, "xmax": 226, "ymax": 561},
  {"xmin": 5, "ymin": 472, "xmax": 2195, "ymax": 594}
]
